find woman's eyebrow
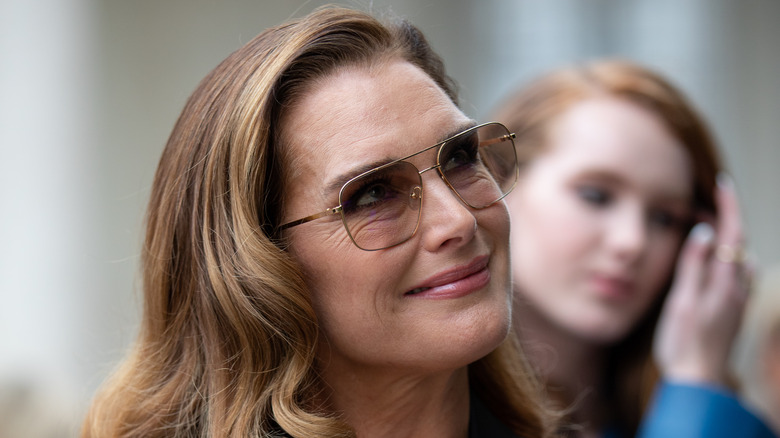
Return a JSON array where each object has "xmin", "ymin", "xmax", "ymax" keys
[
  {"xmin": 323, "ymin": 159, "xmax": 393, "ymax": 197},
  {"xmin": 437, "ymin": 120, "xmax": 478, "ymax": 144}
]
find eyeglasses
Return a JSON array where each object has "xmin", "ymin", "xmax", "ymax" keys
[{"xmin": 279, "ymin": 122, "xmax": 518, "ymax": 251}]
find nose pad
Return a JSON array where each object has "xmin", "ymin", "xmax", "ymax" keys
[
  {"xmin": 436, "ymin": 171, "xmax": 473, "ymax": 210},
  {"xmin": 408, "ymin": 185, "xmax": 422, "ymax": 211}
]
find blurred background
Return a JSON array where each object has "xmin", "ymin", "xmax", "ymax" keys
[{"xmin": 1, "ymin": 0, "xmax": 779, "ymax": 435}]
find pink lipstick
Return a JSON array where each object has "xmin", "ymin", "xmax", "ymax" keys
[{"xmin": 405, "ymin": 255, "xmax": 491, "ymax": 299}]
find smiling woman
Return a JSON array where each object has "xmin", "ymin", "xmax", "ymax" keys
[
  {"xmin": 80, "ymin": 6, "xmax": 555, "ymax": 438},
  {"xmin": 281, "ymin": 61, "xmax": 514, "ymax": 385}
]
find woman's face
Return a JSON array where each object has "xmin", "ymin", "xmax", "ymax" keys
[
  {"xmin": 281, "ymin": 60, "xmax": 512, "ymax": 375},
  {"xmin": 509, "ymin": 97, "xmax": 693, "ymax": 344}
]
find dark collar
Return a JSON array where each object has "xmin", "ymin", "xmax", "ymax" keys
[{"xmin": 469, "ymin": 391, "xmax": 521, "ymax": 438}]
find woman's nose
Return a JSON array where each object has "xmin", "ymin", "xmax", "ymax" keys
[
  {"xmin": 418, "ymin": 175, "xmax": 477, "ymax": 252},
  {"xmin": 606, "ymin": 204, "xmax": 648, "ymax": 261}
]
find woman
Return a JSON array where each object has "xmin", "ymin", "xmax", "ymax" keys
[
  {"xmin": 82, "ymin": 6, "xmax": 554, "ymax": 438},
  {"xmin": 491, "ymin": 60, "xmax": 775, "ymax": 438}
]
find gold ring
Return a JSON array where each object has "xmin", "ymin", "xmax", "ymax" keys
[{"xmin": 715, "ymin": 244, "xmax": 745, "ymax": 265}]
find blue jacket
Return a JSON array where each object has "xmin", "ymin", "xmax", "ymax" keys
[
  {"xmin": 470, "ymin": 380, "xmax": 778, "ymax": 438},
  {"xmin": 629, "ymin": 381, "xmax": 777, "ymax": 438}
]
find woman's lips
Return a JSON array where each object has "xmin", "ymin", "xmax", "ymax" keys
[
  {"xmin": 590, "ymin": 274, "xmax": 634, "ymax": 299},
  {"xmin": 405, "ymin": 255, "xmax": 491, "ymax": 299}
]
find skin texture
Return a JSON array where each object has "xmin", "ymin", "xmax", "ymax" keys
[{"xmin": 281, "ymin": 60, "xmax": 512, "ymax": 437}]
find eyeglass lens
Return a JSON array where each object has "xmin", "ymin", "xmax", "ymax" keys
[{"xmin": 339, "ymin": 123, "xmax": 516, "ymax": 250}]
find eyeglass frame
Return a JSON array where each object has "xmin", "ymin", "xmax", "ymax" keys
[{"xmin": 277, "ymin": 121, "xmax": 518, "ymax": 251}]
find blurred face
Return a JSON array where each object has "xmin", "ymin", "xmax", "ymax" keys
[
  {"xmin": 281, "ymin": 60, "xmax": 512, "ymax": 375},
  {"xmin": 509, "ymin": 97, "xmax": 693, "ymax": 344}
]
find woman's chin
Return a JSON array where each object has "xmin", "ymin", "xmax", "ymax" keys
[
  {"xmin": 570, "ymin": 319, "xmax": 635, "ymax": 345},
  {"xmin": 427, "ymin": 307, "xmax": 511, "ymax": 371}
]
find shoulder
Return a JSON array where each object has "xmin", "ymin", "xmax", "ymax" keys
[{"xmin": 638, "ymin": 380, "xmax": 777, "ymax": 438}]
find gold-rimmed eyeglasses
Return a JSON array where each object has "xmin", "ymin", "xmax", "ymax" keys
[{"xmin": 278, "ymin": 122, "xmax": 518, "ymax": 251}]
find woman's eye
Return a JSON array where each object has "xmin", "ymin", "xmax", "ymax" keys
[
  {"xmin": 648, "ymin": 209, "xmax": 680, "ymax": 230},
  {"xmin": 577, "ymin": 185, "xmax": 612, "ymax": 207},
  {"xmin": 343, "ymin": 181, "xmax": 393, "ymax": 212},
  {"xmin": 358, "ymin": 184, "xmax": 388, "ymax": 206},
  {"xmin": 443, "ymin": 138, "xmax": 479, "ymax": 170}
]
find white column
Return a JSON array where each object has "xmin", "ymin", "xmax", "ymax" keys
[{"xmin": 0, "ymin": 0, "xmax": 100, "ymax": 412}]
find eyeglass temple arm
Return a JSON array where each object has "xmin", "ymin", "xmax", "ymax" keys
[
  {"xmin": 277, "ymin": 206, "xmax": 343, "ymax": 231},
  {"xmin": 480, "ymin": 132, "xmax": 516, "ymax": 147}
]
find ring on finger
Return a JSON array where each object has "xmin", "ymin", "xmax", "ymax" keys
[{"xmin": 715, "ymin": 243, "xmax": 745, "ymax": 265}]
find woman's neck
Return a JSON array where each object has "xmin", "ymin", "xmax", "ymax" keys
[
  {"xmin": 513, "ymin": 296, "xmax": 610, "ymax": 435},
  {"xmin": 318, "ymin": 363, "xmax": 471, "ymax": 438}
]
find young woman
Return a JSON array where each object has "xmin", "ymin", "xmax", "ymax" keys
[
  {"xmin": 491, "ymin": 60, "xmax": 775, "ymax": 438},
  {"xmin": 81, "ymin": 7, "xmax": 555, "ymax": 438}
]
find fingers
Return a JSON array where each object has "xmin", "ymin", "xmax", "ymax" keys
[
  {"xmin": 654, "ymin": 174, "xmax": 752, "ymax": 385},
  {"xmin": 713, "ymin": 173, "xmax": 744, "ymax": 247},
  {"xmin": 708, "ymin": 173, "xmax": 748, "ymax": 299},
  {"xmin": 671, "ymin": 222, "xmax": 714, "ymax": 301},
  {"xmin": 654, "ymin": 222, "xmax": 719, "ymax": 383}
]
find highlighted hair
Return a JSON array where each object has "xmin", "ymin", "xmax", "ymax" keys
[{"xmin": 83, "ymin": 6, "xmax": 554, "ymax": 438}]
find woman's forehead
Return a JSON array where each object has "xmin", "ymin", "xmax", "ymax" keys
[
  {"xmin": 541, "ymin": 98, "xmax": 693, "ymax": 199},
  {"xmin": 281, "ymin": 60, "xmax": 467, "ymax": 196}
]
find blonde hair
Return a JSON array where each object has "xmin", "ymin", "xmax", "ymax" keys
[
  {"xmin": 492, "ymin": 59, "xmax": 723, "ymax": 436},
  {"xmin": 83, "ymin": 7, "xmax": 554, "ymax": 437}
]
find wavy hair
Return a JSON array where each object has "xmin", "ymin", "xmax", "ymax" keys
[
  {"xmin": 82, "ymin": 6, "xmax": 554, "ymax": 437},
  {"xmin": 491, "ymin": 59, "xmax": 722, "ymax": 437}
]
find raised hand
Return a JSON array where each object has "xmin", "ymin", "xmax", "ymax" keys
[{"xmin": 654, "ymin": 174, "xmax": 752, "ymax": 384}]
